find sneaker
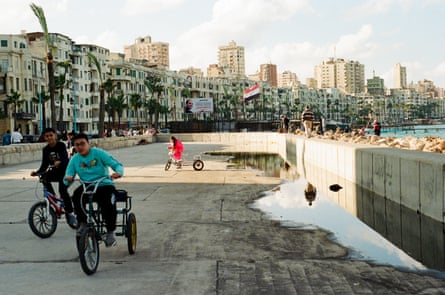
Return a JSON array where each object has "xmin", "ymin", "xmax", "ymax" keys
[
  {"xmin": 66, "ymin": 213, "xmax": 78, "ymax": 228},
  {"xmin": 104, "ymin": 232, "xmax": 116, "ymax": 247},
  {"xmin": 76, "ymin": 222, "xmax": 87, "ymax": 236}
]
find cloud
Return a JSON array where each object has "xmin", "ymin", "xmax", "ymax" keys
[
  {"xmin": 74, "ymin": 30, "xmax": 123, "ymax": 52},
  {"xmin": 335, "ymin": 25, "xmax": 377, "ymax": 59},
  {"xmin": 170, "ymin": 0, "xmax": 309, "ymax": 72},
  {"xmin": 122, "ymin": 0, "xmax": 185, "ymax": 16},
  {"xmin": 347, "ymin": 0, "xmax": 417, "ymax": 17}
]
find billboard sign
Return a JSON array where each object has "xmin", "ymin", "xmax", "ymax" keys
[{"xmin": 184, "ymin": 98, "xmax": 214, "ymax": 114}]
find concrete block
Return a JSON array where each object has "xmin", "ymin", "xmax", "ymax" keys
[
  {"xmin": 372, "ymin": 153, "xmax": 385, "ymax": 197},
  {"xmin": 419, "ymin": 162, "xmax": 443, "ymax": 221},
  {"xmin": 400, "ymin": 158, "xmax": 420, "ymax": 212},
  {"xmin": 384, "ymin": 155, "xmax": 401, "ymax": 204}
]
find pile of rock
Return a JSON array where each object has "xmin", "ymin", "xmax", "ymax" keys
[{"xmin": 294, "ymin": 129, "xmax": 445, "ymax": 153}]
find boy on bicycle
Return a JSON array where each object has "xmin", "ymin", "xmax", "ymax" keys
[
  {"xmin": 64, "ymin": 133, "xmax": 124, "ymax": 247},
  {"xmin": 31, "ymin": 128, "xmax": 76, "ymax": 227}
]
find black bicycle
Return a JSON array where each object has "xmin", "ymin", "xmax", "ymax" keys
[{"xmin": 76, "ymin": 177, "xmax": 137, "ymax": 275}]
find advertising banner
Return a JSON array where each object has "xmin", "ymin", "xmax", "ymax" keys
[{"xmin": 184, "ymin": 98, "xmax": 214, "ymax": 114}]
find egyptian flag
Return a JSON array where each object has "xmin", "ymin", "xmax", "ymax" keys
[{"xmin": 243, "ymin": 83, "xmax": 260, "ymax": 102}]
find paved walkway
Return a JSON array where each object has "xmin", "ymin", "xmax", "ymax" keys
[{"xmin": 0, "ymin": 142, "xmax": 444, "ymax": 294}]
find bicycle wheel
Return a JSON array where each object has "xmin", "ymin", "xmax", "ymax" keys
[
  {"xmin": 78, "ymin": 226, "xmax": 100, "ymax": 275},
  {"xmin": 28, "ymin": 201, "xmax": 57, "ymax": 238},
  {"xmin": 193, "ymin": 160, "xmax": 204, "ymax": 171},
  {"xmin": 126, "ymin": 213, "xmax": 137, "ymax": 254},
  {"xmin": 165, "ymin": 159, "xmax": 172, "ymax": 171}
]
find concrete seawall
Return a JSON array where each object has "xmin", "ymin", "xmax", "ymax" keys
[{"xmin": 2, "ymin": 132, "xmax": 444, "ymax": 224}]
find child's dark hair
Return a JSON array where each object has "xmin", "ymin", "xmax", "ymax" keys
[
  {"xmin": 72, "ymin": 133, "xmax": 89, "ymax": 142},
  {"xmin": 43, "ymin": 127, "xmax": 56, "ymax": 134}
]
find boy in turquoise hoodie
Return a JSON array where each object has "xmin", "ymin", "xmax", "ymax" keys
[{"xmin": 64, "ymin": 133, "xmax": 123, "ymax": 247}]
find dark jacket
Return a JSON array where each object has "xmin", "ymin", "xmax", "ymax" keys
[{"xmin": 36, "ymin": 141, "xmax": 69, "ymax": 178}]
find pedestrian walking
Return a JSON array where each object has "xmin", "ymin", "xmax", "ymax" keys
[{"xmin": 301, "ymin": 106, "xmax": 315, "ymax": 138}]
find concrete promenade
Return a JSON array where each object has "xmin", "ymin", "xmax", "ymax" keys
[{"xmin": 1, "ymin": 141, "xmax": 445, "ymax": 294}]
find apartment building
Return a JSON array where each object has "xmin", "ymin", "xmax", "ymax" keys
[
  {"xmin": 217, "ymin": 41, "xmax": 245, "ymax": 79},
  {"xmin": 314, "ymin": 58, "xmax": 365, "ymax": 95},
  {"xmin": 124, "ymin": 36, "xmax": 170, "ymax": 70},
  {"xmin": 278, "ymin": 70, "xmax": 299, "ymax": 88},
  {"xmin": 259, "ymin": 63, "xmax": 277, "ymax": 87},
  {"xmin": 0, "ymin": 32, "xmax": 49, "ymax": 135},
  {"xmin": 394, "ymin": 63, "xmax": 407, "ymax": 89}
]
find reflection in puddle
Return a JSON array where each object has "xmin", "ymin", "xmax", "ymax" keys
[
  {"xmin": 222, "ymin": 152, "xmax": 445, "ymax": 276},
  {"xmin": 252, "ymin": 179, "xmax": 426, "ymax": 271}
]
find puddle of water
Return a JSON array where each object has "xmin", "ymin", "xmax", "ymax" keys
[
  {"xmin": 251, "ymin": 179, "xmax": 426, "ymax": 271},
  {"xmin": 220, "ymin": 152, "xmax": 445, "ymax": 276}
]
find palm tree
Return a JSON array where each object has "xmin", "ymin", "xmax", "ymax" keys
[
  {"xmin": 31, "ymin": 90, "xmax": 50, "ymax": 130},
  {"xmin": 114, "ymin": 94, "xmax": 127, "ymax": 129},
  {"xmin": 30, "ymin": 3, "xmax": 56, "ymax": 129},
  {"xmin": 5, "ymin": 91, "xmax": 25, "ymax": 130},
  {"xmin": 86, "ymin": 52, "xmax": 105, "ymax": 138},
  {"xmin": 129, "ymin": 93, "xmax": 143, "ymax": 127},
  {"xmin": 144, "ymin": 72, "xmax": 164, "ymax": 129},
  {"xmin": 55, "ymin": 60, "xmax": 71, "ymax": 131},
  {"xmin": 144, "ymin": 99, "xmax": 158, "ymax": 127},
  {"xmin": 104, "ymin": 99, "xmax": 114, "ymax": 131}
]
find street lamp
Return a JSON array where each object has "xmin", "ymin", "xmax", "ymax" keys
[
  {"xmin": 72, "ymin": 82, "xmax": 77, "ymax": 133},
  {"xmin": 37, "ymin": 69, "xmax": 43, "ymax": 135}
]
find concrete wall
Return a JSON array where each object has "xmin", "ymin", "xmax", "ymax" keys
[
  {"xmin": 3, "ymin": 132, "xmax": 445, "ymax": 224},
  {"xmin": 0, "ymin": 135, "xmax": 154, "ymax": 166}
]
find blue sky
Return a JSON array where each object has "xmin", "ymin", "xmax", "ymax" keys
[{"xmin": 3, "ymin": 0, "xmax": 445, "ymax": 89}]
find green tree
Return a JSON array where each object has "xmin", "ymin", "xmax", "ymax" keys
[
  {"xmin": 86, "ymin": 52, "xmax": 105, "ymax": 138},
  {"xmin": 6, "ymin": 91, "xmax": 25, "ymax": 130},
  {"xmin": 30, "ymin": 3, "xmax": 56, "ymax": 129},
  {"xmin": 144, "ymin": 72, "xmax": 164, "ymax": 129},
  {"xmin": 129, "ymin": 93, "xmax": 143, "ymax": 127},
  {"xmin": 55, "ymin": 59, "xmax": 71, "ymax": 131},
  {"xmin": 114, "ymin": 94, "xmax": 127, "ymax": 129}
]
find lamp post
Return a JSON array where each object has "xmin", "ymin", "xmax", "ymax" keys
[
  {"xmin": 73, "ymin": 82, "xmax": 77, "ymax": 133},
  {"xmin": 37, "ymin": 70, "xmax": 43, "ymax": 135}
]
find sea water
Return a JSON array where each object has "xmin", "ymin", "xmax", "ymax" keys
[{"xmin": 380, "ymin": 124, "xmax": 445, "ymax": 139}]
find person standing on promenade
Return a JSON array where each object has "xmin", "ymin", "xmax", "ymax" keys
[
  {"xmin": 301, "ymin": 106, "xmax": 315, "ymax": 138},
  {"xmin": 30, "ymin": 127, "xmax": 76, "ymax": 227},
  {"xmin": 373, "ymin": 120, "xmax": 381, "ymax": 136},
  {"xmin": 11, "ymin": 128, "xmax": 23, "ymax": 144},
  {"xmin": 2, "ymin": 130, "xmax": 11, "ymax": 146},
  {"xmin": 280, "ymin": 115, "xmax": 290, "ymax": 133}
]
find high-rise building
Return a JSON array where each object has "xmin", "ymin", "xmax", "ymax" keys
[
  {"xmin": 278, "ymin": 70, "xmax": 298, "ymax": 88},
  {"xmin": 259, "ymin": 63, "xmax": 277, "ymax": 87},
  {"xmin": 314, "ymin": 58, "xmax": 365, "ymax": 94},
  {"xmin": 124, "ymin": 36, "xmax": 169, "ymax": 69},
  {"xmin": 393, "ymin": 63, "xmax": 407, "ymax": 89},
  {"xmin": 217, "ymin": 41, "xmax": 245, "ymax": 79},
  {"xmin": 366, "ymin": 72, "xmax": 385, "ymax": 96}
]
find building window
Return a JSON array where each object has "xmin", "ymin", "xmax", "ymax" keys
[{"xmin": 0, "ymin": 40, "xmax": 8, "ymax": 47}]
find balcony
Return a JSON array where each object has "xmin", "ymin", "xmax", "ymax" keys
[{"xmin": 14, "ymin": 112, "xmax": 34, "ymax": 120}]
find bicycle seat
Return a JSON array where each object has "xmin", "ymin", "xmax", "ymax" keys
[{"xmin": 115, "ymin": 189, "xmax": 128, "ymax": 202}]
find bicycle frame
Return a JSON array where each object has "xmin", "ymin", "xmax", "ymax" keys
[
  {"xmin": 79, "ymin": 176, "xmax": 110, "ymax": 237},
  {"xmin": 36, "ymin": 172, "xmax": 66, "ymax": 218}
]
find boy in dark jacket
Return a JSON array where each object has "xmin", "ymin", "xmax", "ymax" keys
[{"xmin": 31, "ymin": 128, "xmax": 76, "ymax": 227}]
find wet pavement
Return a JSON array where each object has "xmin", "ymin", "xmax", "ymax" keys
[{"xmin": 0, "ymin": 142, "xmax": 445, "ymax": 294}]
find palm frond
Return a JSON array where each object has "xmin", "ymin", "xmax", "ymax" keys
[
  {"xmin": 30, "ymin": 3, "xmax": 50, "ymax": 49},
  {"xmin": 86, "ymin": 52, "xmax": 103, "ymax": 83}
]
